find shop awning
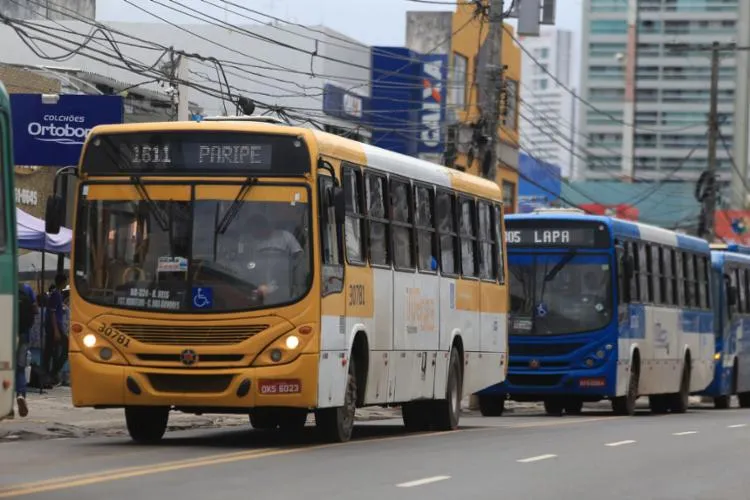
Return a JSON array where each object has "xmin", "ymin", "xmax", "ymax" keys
[{"xmin": 16, "ymin": 208, "xmax": 72, "ymax": 254}]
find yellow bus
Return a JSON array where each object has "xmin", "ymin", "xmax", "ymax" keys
[{"xmin": 45, "ymin": 117, "xmax": 509, "ymax": 443}]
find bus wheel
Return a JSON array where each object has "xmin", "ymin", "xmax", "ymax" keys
[
  {"xmin": 669, "ymin": 359, "xmax": 691, "ymax": 414},
  {"xmin": 125, "ymin": 406, "xmax": 169, "ymax": 444},
  {"xmin": 564, "ymin": 399, "xmax": 583, "ymax": 415},
  {"xmin": 432, "ymin": 347, "xmax": 463, "ymax": 431},
  {"xmin": 649, "ymin": 395, "xmax": 669, "ymax": 414},
  {"xmin": 478, "ymin": 395, "xmax": 506, "ymax": 417},
  {"xmin": 402, "ymin": 401, "xmax": 431, "ymax": 431},
  {"xmin": 315, "ymin": 359, "xmax": 357, "ymax": 443},
  {"xmin": 738, "ymin": 392, "xmax": 750, "ymax": 408},
  {"xmin": 612, "ymin": 360, "xmax": 640, "ymax": 416},
  {"xmin": 543, "ymin": 399, "xmax": 564, "ymax": 416},
  {"xmin": 714, "ymin": 395, "xmax": 731, "ymax": 409},
  {"xmin": 250, "ymin": 409, "xmax": 279, "ymax": 430}
]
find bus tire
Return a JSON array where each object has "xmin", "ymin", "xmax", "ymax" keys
[
  {"xmin": 649, "ymin": 395, "xmax": 669, "ymax": 414},
  {"xmin": 612, "ymin": 358, "xmax": 640, "ymax": 416},
  {"xmin": 315, "ymin": 358, "xmax": 357, "ymax": 443},
  {"xmin": 669, "ymin": 358, "xmax": 691, "ymax": 414},
  {"xmin": 738, "ymin": 392, "xmax": 750, "ymax": 408},
  {"xmin": 714, "ymin": 395, "xmax": 731, "ymax": 409},
  {"xmin": 478, "ymin": 395, "xmax": 505, "ymax": 417},
  {"xmin": 544, "ymin": 398, "xmax": 564, "ymax": 416},
  {"xmin": 432, "ymin": 346, "xmax": 462, "ymax": 431},
  {"xmin": 125, "ymin": 406, "xmax": 169, "ymax": 444},
  {"xmin": 564, "ymin": 399, "xmax": 583, "ymax": 415},
  {"xmin": 402, "ymin": 401, "xmax": 431, "ymax": 431}
]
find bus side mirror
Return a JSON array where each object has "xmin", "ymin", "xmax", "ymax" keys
[
  {"xmin": 333, "ymin": 187, "xmax": 345, "ymax": 226},
  {"xmin": 45, "ymin": 194, "xmax": 64, "ymax": 234}
]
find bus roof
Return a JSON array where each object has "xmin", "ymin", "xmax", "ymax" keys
[
  {"xmin": 505, "ymin": 212, "xmax": 710, "ymax": 253},
  {"xmin": 85, "ymin": 119, "xmax": 503, "ymax": 202}
]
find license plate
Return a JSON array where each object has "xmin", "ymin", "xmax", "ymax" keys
[
  {"xmin": 579, "ymin": 377, "xmax": 606, "ymax": 388},
  {"xmin": 258, "ymin": 379, "xmax": 302, "ymax": 395}
]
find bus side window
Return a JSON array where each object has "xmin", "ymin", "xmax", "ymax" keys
[
  {"xmin": 745, "ymin": 268, "xmax": 750, "ymax": 313},
  {"xmin": 661, "ymin": 247, "xmax": 674, "ymax": 306},
  {"xmin": 628, "ymin": 242, "xmax": 639, "ymax": 302},
  {"xmin": 342, "ymin": 165, "xmax": 365, "ymax": 265},
  {"xmin": 318, "ymin": 174, "xmax": 343, "ymax": 295},
  {"xmin": 414, "ymin": 184, "xmax": 437, "ymax": 273},
  {"xmin": 738, "ymin": 268, "xmax": 747, "ymax": 315},
  {"xmin": 436, "ymin": 191, "xmax": 458, "ymax": 276},
  {"xmin": 616, "ymin": 244, "xmax": 627, "ymax": 304},
  {"xmin": 696, "ymin": 255, "xmax": 707, "ymax": 309},
  {"xmin": 389, "ymin": 178, "xmax": 414, "ymax": 271},
  {"xmin": 458, "ymin": 196, "xmax": 477, "ymax": 278},
  {"xmin": 638, "ymin": 244, "xmax": 651, "ymax": 303},
  {"xmin": 493, "ymin": 204, "xmax": 505, "ymax": 283},
  {"xmin": 365, "ymin": 172, "xmax": 390, "ymax": 267},
  {"xmin": 675, "ymin": 251, "xmax": 685, "ymax": 307},
  {"xmin": 477, "ymin": 201, "xmax": 495, "ymax": 280},
  {"xmin": 684, "ymin": 253, "xmax": 696, "ymax": 308}
]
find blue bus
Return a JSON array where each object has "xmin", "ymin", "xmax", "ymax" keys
[
  {"xmin": 700, "ymin": 243, "xmax": 750, "ymax": 409},
  {"xmin": 476, "ymin": 209, "xmax": 715, "ymax": 416}
]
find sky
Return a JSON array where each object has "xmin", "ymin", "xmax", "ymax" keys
[{"xmin": 96, "ymin": 0, "xmax": 582, "ymax": 62}]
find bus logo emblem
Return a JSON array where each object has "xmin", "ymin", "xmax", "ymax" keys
[
  {"xmin": 180, "ymin": 349, "xmax": 199, "ymax": 366},
  {"xmin": 529, "ymin": 359, "xmax": 540, "ymax": 369}
]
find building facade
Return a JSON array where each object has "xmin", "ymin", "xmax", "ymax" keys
[
  {"xmin": 518, "ymin": 28, "xmax": 574, "ymax": 177},
  {"xmin": 577, "ymin": 0, "xmax": 747, "ymax": 187}
]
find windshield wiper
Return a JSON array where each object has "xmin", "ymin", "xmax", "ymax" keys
[
  {"xmin": 216, "ymin": 177, "xmax": 257, "ymax": 235},
  {"xmin": 131, "ymin": 176, "xmax": 169, "ymax": 231},
  {"xmin": 543, "ymin": 249, "xmax": 578, "ymax": 282}
]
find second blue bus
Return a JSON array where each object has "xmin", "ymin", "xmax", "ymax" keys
[{"xmin": 476, "ymin": 210, "xmax": 715, "ymax": 416}]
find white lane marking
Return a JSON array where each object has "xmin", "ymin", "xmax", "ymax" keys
[
  {"xmin": 396, "ymin": 476, "xmax": 451, "ymax": 488},
  {"xmin": 673, "ymin": 431, "xmax": 697, "ymax": 436},
  {"xmin": 728, "ymin": 424, "xmax": 747, "ymax": 428},
  {"xmin": 605, "ymin": 440, "xmax": 636, "ymax": 447},
  {"xmin": 517, "ymin": 454, "xmax": 557, "ymax": 463}
]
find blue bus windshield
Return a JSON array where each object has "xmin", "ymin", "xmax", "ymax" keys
[{"xmin": 509, "ymin": 252, "xmax": 614, "ymax": 336}]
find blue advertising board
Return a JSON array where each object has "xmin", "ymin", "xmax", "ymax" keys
[
  {"xmin": 416, "ymin": 54, "xmax": 448, "ymax": 156},
  {"xmin": 370, "ymin": 47, "xmax": 422, "ymax": 156},
  {"xmin": 517, "ymin": 153, "xmax": 562, "ymax": 213},
  {"xmin": 323, "ymin": 84, "xmax": 369, "ymax": 123},
  {"xmin": 10, "ymin": 94, "xmax": 124, "ymax": 167}
]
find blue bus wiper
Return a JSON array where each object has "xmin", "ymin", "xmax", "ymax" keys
[
  {"xmin": 216, "ymin": 177, "xmax": 257, "ymax": 235},
  {"xmin": 543, "ymin": 249, "xmax": 578, "ymax": 282}
]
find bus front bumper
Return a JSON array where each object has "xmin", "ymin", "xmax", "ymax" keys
[
  {"xmin": 478, "ymin": 365, "xmax": 616, "ymax": 400},
  {"xmin": 68, "ymin": 352, "xmax": 320, "ymax": 410}
]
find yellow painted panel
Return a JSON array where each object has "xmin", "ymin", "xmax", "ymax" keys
[
  {"xmin": 455, "ymin": 279, "xmax": 480, "ymax": 312},
  {"xmin": 85, "ymin": 184, "xmax": 190, "ymax": 201},
  {"xmin": 345, "ymin": 265, "xmax": 375, "ymax": 319},
  {"xmin": 194, "ymin": 184, "xmax": 309, "ymax": 203}
]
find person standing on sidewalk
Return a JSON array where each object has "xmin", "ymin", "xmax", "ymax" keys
[
  {"xmin": 45, "ymin": 274, "xmax": 68, "ymax": 386},
  {"xmin": 16, "ymin": 282, "xmax": 38, "ymax": 417}
]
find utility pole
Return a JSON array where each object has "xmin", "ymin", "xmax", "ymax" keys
[
  {"xmin": 704, "ymin": 41, "xmax": 721, "ymax": 242},
  {"xmin": 175, "ymin": 54, "xmax": 190, "ymax": 121},
  {"xmin": 620, "ymin": 0, "xmax": 638, "ymax": 182},
  {"xmin": 480, "ymin": 0, "xmax": 505, "ymax": 181}
]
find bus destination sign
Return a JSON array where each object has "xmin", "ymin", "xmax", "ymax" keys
[
  {"xmin": 506, "ymin": 228, "xmax": 598, "ymax": 247},
  {"xmin": 81, "ymin": 131, "xmax": 310, "ymax": 176}
]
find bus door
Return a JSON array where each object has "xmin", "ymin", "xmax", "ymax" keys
[{"xmin": 391, "ymin": 179, "xmax": 438, "ymax": 401}]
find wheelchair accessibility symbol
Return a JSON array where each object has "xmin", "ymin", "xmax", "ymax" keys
[
  {"xmin": 192, "ymin": 287, "xmax": 213, "ymax": 309},
  {"xmin": 536, "ymin": 303, "xmax": 548, "ymax": 318}
]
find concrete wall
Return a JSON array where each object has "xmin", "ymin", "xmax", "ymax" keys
[{"xmin": 1, "ymin": 0, "xmax": 95, "ymax": 20}]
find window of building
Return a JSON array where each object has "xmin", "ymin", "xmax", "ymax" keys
[
  {"xmin": 502, "ymin": 181, "xmax": 516, "ymax": 214},
  {"xmin": 591, "ymin": 20, "xmax": 627, "ymax": 34},
  {"xmin": 452, "ymin": 52, "xmax": 468, "ymax": 110}
]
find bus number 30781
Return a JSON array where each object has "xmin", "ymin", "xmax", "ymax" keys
[{"xmin": 97, "ymin": 324, "xmax": 131, "ymax": 348}]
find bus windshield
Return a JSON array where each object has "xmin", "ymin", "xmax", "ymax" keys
[
  {"xmin": 509, "ymin": 252, "xmax": 613, "ymax": 336},
  {"xmin": 73, "ymin": 184, "xmax": 311, "ymax": 313}
]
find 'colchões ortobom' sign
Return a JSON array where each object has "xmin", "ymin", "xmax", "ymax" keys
[{"xmin": 10, "ymin": 94, "xmax": 124, "ymax": 167}]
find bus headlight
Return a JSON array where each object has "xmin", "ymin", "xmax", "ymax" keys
[
  {"xmin": 83, "ymin": 334, "xmax": 97, "ymax": 348},
  {"xmin": 715, "ymin": 353, "xmax": 722, "ymax": 361},
  {"xmin": 252, "ymin": 326, "xmax": 315, "ymax": 367}
]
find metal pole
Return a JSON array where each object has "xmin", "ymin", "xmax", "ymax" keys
[
  {"xmin": 705, "ymin": 42, "xmax": 721, "ymax": 242},
  {"xmin": 568, "ymin": 87, "xmax": 576, "ymax": 177},
  {"xmin": 620, "ymin": 0, "xmax": 638, "ymax": 182},
  {"xmin": 482, "ymin": 0, "xmax": 505, "ymax": 181},
  {"xmin": 176, "ymin": 55, "xmax": 190, "ymax": 121}
]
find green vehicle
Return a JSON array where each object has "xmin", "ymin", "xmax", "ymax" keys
[{"xmin": 0, "ymin": 81, "xmax": 18, "ymax": 420}]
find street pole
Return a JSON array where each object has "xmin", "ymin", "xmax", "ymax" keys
[
  {"xmin": 480, "ymin": 0, "xmax": 505, "ymax": 181},
  {"xmin": 620, "ymin": 0, "xmax": 638, "ymax": 182},
  {"xmin": 731, "ymin": 0, "xmax": 750, "ymax": 210},
  {"xmin": 705, "ymin": 41, "xmax": 720, "ymax": 242},
  {"xmin": 176, "ymin": 54, "xmax": 190, "ymax": 121}
]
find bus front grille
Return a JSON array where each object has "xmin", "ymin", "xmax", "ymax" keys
[
  {"xmin": 112, "ymin": 324, "xmax": 269, "ymax": 345},
  {"xmin": 147, "ymin": 374, "xmax": 234, "ymax": 393},
  {"xmin": 507, "ymin": 374, "xmax": 564, "ymax": 387},
  {"xmin": 510, "ymin": 343, "xmax": 585, "ymax": 357}
]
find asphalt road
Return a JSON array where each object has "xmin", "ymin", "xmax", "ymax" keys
[{"xmin": 1, "ymin": 404, "xmax": 749, "ymax": 500}]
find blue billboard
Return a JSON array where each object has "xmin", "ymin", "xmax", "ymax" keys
[
  {"xmin": 517, "ymin": 153, "xmax": 562, "ymax": 213},
  {"xmin": 11, "ymin": 94, "xmax": 124, "ymax": 167},
  {"xmin": 323, "ymin": 84, "xmax": 370, "ymax": 123},
  {"xmin": 416, "ymin": 54, "xmax": 448, "ymax": 156},
  {"xmin": 370, "ymin": 47, "xmax": 423, "ymax": 156}
]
